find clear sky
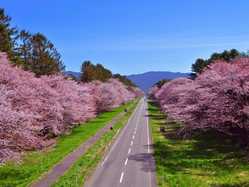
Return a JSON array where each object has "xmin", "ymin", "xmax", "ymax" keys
[{"xmin": 1, "ymin": 0, "xmax": 249, "ymax": 75}]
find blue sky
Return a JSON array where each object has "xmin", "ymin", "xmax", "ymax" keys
[{"xmin": 1, "ymin": 0, "xmax": 249, "ymax": 75}]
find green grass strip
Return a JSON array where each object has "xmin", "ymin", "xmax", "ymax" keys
[
  {"xmin": 0, "ymin": 100, "xmax": 136, "ymax": 187},
  {"xmin": 52, "ymin": 100, "xmax": 138, "ymax": 187},
  {"xmin": 148, "ymin": 101, "xmax": 249, "ymax": 187}
]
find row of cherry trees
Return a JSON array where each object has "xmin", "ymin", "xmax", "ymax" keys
[
  {"xmin": 150, "ymin": 57, "xmax": 249, "ymax": 146},
  {"xmin": 0, "ymin": 53, "xmax": 142, "ymax": 162}
]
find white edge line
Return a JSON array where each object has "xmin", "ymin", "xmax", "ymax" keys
[
  {"xmin": 130, "ymin": 141, "xmax": 133, "ymax": 146},
  {"xmin": 146, "ymin": 102, "xmax": 150, "ymax": 154},
  {"xmin": 145, "ymin": 99, "xmax": 152, "ymax": 187},
  {"xmin": 120, "ymin": 172, "xmax": 124, "ymax": 183},
  {"xmin": 101, "ymin": 129, "xmax": 120, "ymax": 166},
  {"xmin": 125, "ymin": 158, "xmax": 128, "ymax": 165}
]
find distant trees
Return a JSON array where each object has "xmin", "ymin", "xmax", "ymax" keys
[
  {"xmin": 92, "ymin": 79, "xmax": 137, "ymax": 113},
  {"xmin": 151, "ymin": 57, "xmax": 249, "ymax": 146},
  {"xmin": 80, "ymin": 61, "xmax": 112, "ymax": 82},
  {"xmin": 154, "ymin": 79, "xmax": 170, "ymax": 88},
  {"xmin": 80, "ymin": 61, "xmax": 137, "ymax": 87},
  {"xmin": 113, "ymin": 74, "xmax": 136, "ymax": 87},
  {"xmin": 191, "ymin": 49, "xmax": 241, "ymax": 75}
]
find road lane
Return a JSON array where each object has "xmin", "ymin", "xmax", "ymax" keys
[{"xmin": 85, "ymin": 98, "xmax": 156, "ymax": 187}]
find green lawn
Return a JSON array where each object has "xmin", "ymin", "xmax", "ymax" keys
[
  {"xmin": 52, "ymin": 100, "xmax": 137, "ymax": 187},
  {"xmin": 0, "ymin": 100, "xmax": 137, "ymax": 187},
  {"xmin": 148, "ymin": 101, "xmax": 249, "ymax": 187}
]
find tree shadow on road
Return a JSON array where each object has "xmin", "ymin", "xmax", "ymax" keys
[{"xmin": 128, "ymin": 152, "xmax": 156, "ymax": 173}]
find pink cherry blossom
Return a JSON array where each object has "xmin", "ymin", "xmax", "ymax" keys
[
  {"xmin": 0, "ymin": 52, "xmax": 141, "ymax": 162},
  {"xmin": 151, "ymin": 58, "xmax": 249, "ymax": 145}
]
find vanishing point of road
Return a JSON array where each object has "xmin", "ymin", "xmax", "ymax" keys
[{"xmin": 85, "ymin": 98, "xmax": 157, "ymax": 187}]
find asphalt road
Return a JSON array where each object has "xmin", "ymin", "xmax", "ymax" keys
[
  {"xmin": 31, "ymin": 112, "xmax": 126, "ymax": 187},
  {"xmin": 85, "ymin": 98, "xmax": 156, "ymax": 187}
]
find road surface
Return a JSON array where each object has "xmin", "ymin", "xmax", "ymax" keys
[
  {"xmin": 85, "ymin": 98, "xmax": 156, "ymax": 187},
  {"xmin": 31, "ymin": 112, "xmax": 126, "ymax": 187}
]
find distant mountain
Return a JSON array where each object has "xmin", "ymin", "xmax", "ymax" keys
[
  {"xmin": 127, "ymin": 71, "xmax": 189, "ymax": 93},
  {"xmin": 64, "ymin": 71, "xmax": 81, "ymax": 79},
  {"xmin": 64, "ymin": 70, "xmax": 189, "ymax": 93}
]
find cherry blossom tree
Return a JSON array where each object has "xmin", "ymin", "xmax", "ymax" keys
[
  {"xmin": 151, "ymin": 58, "xmax": 249, "ymax": 145},
  {"xmin": 92, "ymin": 79, "xmax": 138, "ymax": 112},
  {"xmin": 41, "ymin": 75, "xmax": 97, "ymax": 125},
  {"xmin": 0, "ymin": 52, "xmax": 140, "ymax": 162}
]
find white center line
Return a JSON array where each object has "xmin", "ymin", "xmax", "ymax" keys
[
  {"xmin": 132, "ymin": 135, "xmax": 135, "ymax": 139},
  {"xmin": 120, "ymin": 172, "xmax": 124, "ymax": 183},
  {"xmin": 128, "ymin": 148, "xmax": 131, "ymax": 154},
  {"xmin": 125, "ymin": 158, "xmax": 128, "ymax": 165},
  {"xmin": 130, "ymin": 141, "xmax": 133, "ymax": 146}
]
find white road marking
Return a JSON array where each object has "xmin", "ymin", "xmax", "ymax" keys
[
  {"xmin": 101, "ymin": 129, "xmax": 120, "ymax": 166},
  {"xmin": 130, "ymin": 141, "xmax": 133, "ymax": 146},
  {"xmin": 116, "ymin": 129, "xmax": 120, "ymax": 136},
  {"xmin": 91, "ymin": 99, "xmax": 154, "ymax": 187},
  {"xmin": 101, "ymin": 100, "xmax": 142, "ymax": 167},
  {"xmin": 145, "ymin": 100, "xmax": 152, "ymax": 187},
  {"xmin": 125, "ymin": 158, "xmax": 128, "ymax": 165},
  {"xmin": 120, "ymin": 172, "xmax": 124, "ymax": 183},
  {"xmin": 132, "ymin": 135, "xmax": 135, "ymax": 139},
  {"xmin": 146, "ymin": 104, "xmax": 150, "ymax": 154}
]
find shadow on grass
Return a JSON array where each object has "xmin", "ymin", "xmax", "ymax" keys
[{"xmin": 148, "ymin": 100, "xmax": 249, "ymax": 187}]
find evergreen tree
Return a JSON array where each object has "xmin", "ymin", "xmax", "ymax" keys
[
  {"xmin": 80, "ymin": 61, "xmax": 112, "ymax": 82},
  {"xmin": 191, "ymin": 49, "xmax": 241, "ymax": 75},
  {"xmin": 113, "ymin": 74, "xmax": 136, "ymax": 87},
  {"xmin": 17, "ymin": 32, "xmax": 65, "ymax": 76},
  {"xmin": 0, "ymin": 8, "xmax": 18, "ymax": 59}
]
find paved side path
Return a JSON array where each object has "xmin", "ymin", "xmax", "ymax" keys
[
  {"xmin": 31, "ymin": 110, "xmax": 127, "ymax": 187},
  {"xmin": 85, "ymin": 98, "xmax": 157, "ymax": 187}
]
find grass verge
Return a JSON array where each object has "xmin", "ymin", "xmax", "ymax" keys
[
  {"xmin": 0, "ymin": 100, "xmax": 137, "ymax": 187},
  {"xmin": 148, "ymin": 101, "xmax": 249, "ymax": 187},
  {"xmin": 52, "ymin": 99, "xmax": 138, "ymax": 187}
]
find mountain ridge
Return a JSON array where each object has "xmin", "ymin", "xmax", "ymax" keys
[
  {"xmin": 127, "ymin": 71, "xmax": 189, "ymax": 93},
  {"xmin": 64, "ymin": 71, "xmax": 189, "ymax": 93}
]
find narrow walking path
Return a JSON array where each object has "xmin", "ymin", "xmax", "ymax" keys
[{"xmin": 31, "ymin": 111, "xmax": 127, "ymax": 187}]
